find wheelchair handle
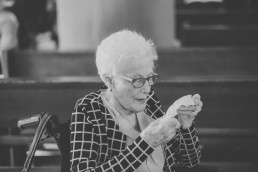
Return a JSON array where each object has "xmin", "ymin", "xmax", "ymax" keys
[{"xmin": 17, "ymin": 114, "xmax": 41, "ymax": 129}]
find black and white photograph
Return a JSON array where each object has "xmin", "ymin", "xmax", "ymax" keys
[{"xmin": 0, "ymin": 0, "xmax": 258, "ymax": 172}]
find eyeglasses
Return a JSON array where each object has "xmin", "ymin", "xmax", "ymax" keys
[{"xmin": 117, "ymin": 73, "xmax": 159, "ymax": 88}]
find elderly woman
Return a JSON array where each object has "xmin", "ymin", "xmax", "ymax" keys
[{"xmin": 70, "ymin": 30, "xmax": 202, "ymax": 172}]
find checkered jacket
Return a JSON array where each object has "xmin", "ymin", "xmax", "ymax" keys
[{"xmin": 70, "ymin": 88, "xmax": 201, "ymax": 172}]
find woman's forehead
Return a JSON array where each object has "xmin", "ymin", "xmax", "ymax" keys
[{"xmin": 115, "ymin": 58, "xmax": 154, "ymax": 77}]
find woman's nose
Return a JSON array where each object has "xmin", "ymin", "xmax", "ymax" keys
[{"xmin": 141, "ymin": 80, "xmax": 151, "ymax": 93}]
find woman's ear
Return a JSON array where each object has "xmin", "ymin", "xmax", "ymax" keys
[{"xmin": 103, "ymin": 74, "xmax": 113, "ymax": 90}]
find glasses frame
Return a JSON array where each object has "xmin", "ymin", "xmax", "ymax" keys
[{"xmin": 117, "ymin": 73, "xmax": 159, "ymax": 88}]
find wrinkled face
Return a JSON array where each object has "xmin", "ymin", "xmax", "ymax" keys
[{"xmin": 111, "ymin": 56, "xmax": 154, "ymax": 113}]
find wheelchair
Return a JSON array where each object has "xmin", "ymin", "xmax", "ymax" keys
[
  {"xmin": 18, "ymin": 112, "xmax": 70, "ymax": 172},
  {"xmin": 18, "ymin": 112, "xmax": 221, "ymax": 172}
]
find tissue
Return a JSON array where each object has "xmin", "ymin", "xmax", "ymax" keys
[{"xmin": 165, "ymin": 95, "xmax": 194, "ymax": 118}]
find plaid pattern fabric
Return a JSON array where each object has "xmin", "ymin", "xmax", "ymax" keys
[{"xmin": 70, "ymin": 88, "xmax": 201, "ymax": 172}]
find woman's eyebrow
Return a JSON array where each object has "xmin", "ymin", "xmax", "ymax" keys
[
  {"xmin": 147, "ymin": 72, "xmax": 155, "ymax": 76},
  {"xmin": 132, "ymin": 72, "xmax": 154, "ymax": 78}
]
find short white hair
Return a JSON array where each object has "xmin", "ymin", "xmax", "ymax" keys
[{"xmin": 95, "ymin": 29, "xmax": 158, "ymax": 82}]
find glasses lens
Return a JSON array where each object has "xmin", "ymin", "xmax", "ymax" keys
[
  {"xmin": 148, "ymin": 75, "xmax": 158, "ymax": 85},
  {"xmin": 133, "ymin": 75, "xmax": 159, "ymax": 88},
  {"xmin": 133, "ymin": 78, "xmax": 146, "ymax": 88}
]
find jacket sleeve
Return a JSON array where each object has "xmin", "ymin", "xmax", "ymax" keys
[
  {"xmin": 70, "ymin": 102, "xmax": 155, "ymax": 172},
  {"xmin": 178, "ymin": 123, "xmax": 201, "ymax": 167},
  {"xmin": 146, "ymin": 90, "xmax": 201, "ymax": 170}
]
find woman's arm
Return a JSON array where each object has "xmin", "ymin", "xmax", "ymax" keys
[
  {"xmin": 166, "ymin": 123, "xmax": 201, "ymax": 168},
  {"xmin": 178, "ymin": 124, "xmax": 201, "ymax": 167},
  {"xmin": 70, "ymin": 102, "xmax": 155, "ymax": 172}
]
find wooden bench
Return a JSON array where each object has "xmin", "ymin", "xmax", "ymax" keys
[
  {"xmin": 181, "ymin": 24, "xmax": 258, "ymax": 46},
  {"xmin": 1, "ymin": 77, "xmax": 258, "ymax": 165},
  {"xmin": 197, "ymin": 128, "xmax": 258, "ymax": 162},
  {"xmin": 7, "ymin": 47, "xmax": 258, "ymax": 78},
  {"xmin": 1, "ymin": 127, "xmax": 257, "ymax": 163},
  {"xmin": 176, "ymin": 9, "xmax": 258, "ymax": 26},
  {"xmin": 175, "ymin": 5, "xmax": 258, "ymax": 39},
  {"xmin": 1, "ymin": 76, "xmax": 258, "ymax": 128}
]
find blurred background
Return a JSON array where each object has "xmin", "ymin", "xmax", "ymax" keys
[{"xmin": 0, "ymin": 0, "xmax": 258, "ymax": 172}]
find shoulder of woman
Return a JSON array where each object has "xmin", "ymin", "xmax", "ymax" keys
[
  {"xmin": 72, "ymin": 91, "xmax": 104, "ymax": 122},
  {"xmin": 76, "ymin": 90, "xmax": 102, "ymax": 105},
  {"xmin": 73, "ymin": 90, "xmax": 103, "ymax": 115}
]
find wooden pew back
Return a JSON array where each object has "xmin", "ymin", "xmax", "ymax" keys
[
  {"xmin": 1, "ymin": 77, "xmax": 257, "ymax": 129},
  {"xmin": 8, "ymin": 48, "xmax": 258, "ymax": 78}
]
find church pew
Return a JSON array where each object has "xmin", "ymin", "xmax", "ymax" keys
[
  {"xmin": 1, "ymin": 128, "xmax": 257, "ymax": 162},
  {"xmin": 1, "ymin": 77, "xmax": 258, "ymax": 164},
  {"xmin": 181, "ymin": 24, "xmax": 258, "ymax": 46},
  {"xmin": 8, "ymin": 51, "xmax": 97, "ymax": 77},
  {"xmin": 176, "ymin": 9, "xmax": 258, "ymax": 39},
  {"xmin": 7, "ymin": 47, "xmax": 258, "ymax": 78},
  {"xmin": 0, "ymin": 76, "xmax": 257, "ymax": 129},
  {"xmin": 176, "ymin": 9, "xmax": 258, "ymax": 26}
]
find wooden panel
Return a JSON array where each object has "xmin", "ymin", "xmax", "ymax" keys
[
  {"xmin": 157, "ymin": 48, "xmax": 258, "ymax": 78},
  {"xmin": 181, "ymin": 24, "xmax": 258, "ymax": 46},
  {"xmin": 1, "ymin": 77, "xmax": 258, "ymax": 129},
  {"xmin": 1, "ymin": 128, "xmax": 257, "ymax": 163},
  {"xmin": 176, "ymin": 9, "xmax": 258, "ymax": 39},
  {"xmin": 153, "ymin": 78, "xmax": 258, "ymax": 129},
  {"xmin": 8, "ymin": 51, "xmax": 98, "ymax": 77},
  {"xmin": 200, "ymin": 137, "xmax": 258, "ymax": 161},
  {"xmin": 8, "ymin": 47, "xmax": 258, "ymax": 78},
  {"xmin": 177, "ymin": 10, "xmax": 258, "ymax": 25},
  {"xmin": 0, "ymin": 77, "xmax": 101, "ymax": 127},
  {"xmin": 1, "ymin": 76, "xmax": 257, "ymax": 165}
]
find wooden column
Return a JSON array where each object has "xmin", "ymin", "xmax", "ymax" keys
[{"xmin": 56, "ymin": 0, "xmax": 177, "ymax": 51}]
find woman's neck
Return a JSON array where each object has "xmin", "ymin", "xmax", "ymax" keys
[
  {"xmin": 105, "ymin": 90, "xmax": 140, "ymax": 131},
  {"xmin": 109, "ymin": 93, "xmax": 134, "ymax": 117}
]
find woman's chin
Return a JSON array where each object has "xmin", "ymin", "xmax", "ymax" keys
[{"xmin": 133, "ymin": 103, "xmax": 147, "ymax": 112}]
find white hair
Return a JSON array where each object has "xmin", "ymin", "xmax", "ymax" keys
[{"xmin": 95, "ymin": 29, "xmax": 158, "ymax": 82}]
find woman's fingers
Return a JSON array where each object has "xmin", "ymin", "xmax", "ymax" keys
[
  {"xmin": 193, "ymin": 94, "xmax": 201, "ymax": 100},
  {"xmin": 164, "ymin": 131, "xmax": 177, "ymax": 142},
  {"xmin": 177, "ymin": 105, "xmax": 195, "ymax": 111},
  {"xmin": 141, "ymin": 117, "xmax": 180, "ymax": 147},
  {"xmin": 177, "ymin": 96, "xmax": 203, "ymax": 116},
  {"xmin": 177, "ymin": 109, "xmax": 196, "ymax": 117},
  {"xmin": 167, "ymin": 117, "xmax": 181, "ymax": 129},
  {"xmin": 141, "ymin": 118, "xmax": 180, "ymax": 147},
  {"xmin": 193, "ymin": 94, "xmax": 203, "ymax": 108}
]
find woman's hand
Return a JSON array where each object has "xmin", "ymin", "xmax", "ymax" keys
[
  {"xmin": 177, "ymin": 94, "xmax": 203, "ymax": 129},
  {"xmin": 140, "ymin": 117, "xmax": 180, "ymax": 148}
]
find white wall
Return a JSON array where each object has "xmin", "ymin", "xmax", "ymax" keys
[{"xmin": 56, "ymin": 0, "xmax": 177, "ymax": 51}]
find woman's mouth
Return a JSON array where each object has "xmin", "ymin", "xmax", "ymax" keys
[{"xmin": 135, "ymin": 98, "xmax": 147, "ymax": 103}]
